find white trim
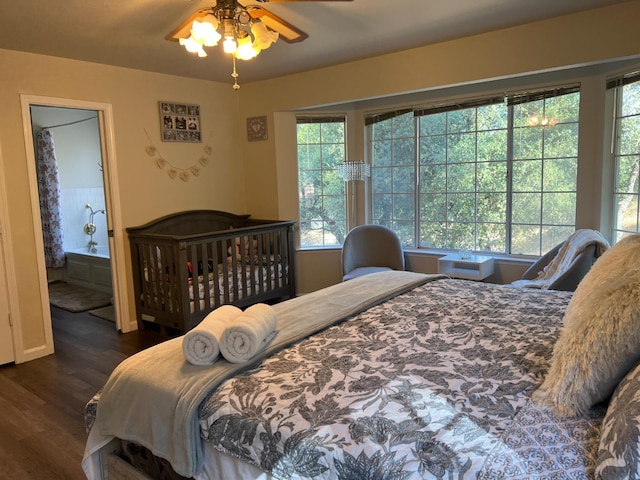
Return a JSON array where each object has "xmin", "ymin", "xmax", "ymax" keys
[
  {"xmin": 18, "ymin": 344, "xmax": 55, "ymax": 363},
  {"xmin": 20, "ymin": 96, "xmax": 55, "ymax": 362},
  {"xmin": 95, "ymin": 106, "xmax": 134, "ymax": 333}
]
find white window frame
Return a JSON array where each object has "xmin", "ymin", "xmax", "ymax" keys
[
  {"xmin": 367, "ymin": 86, "xmax": 581, "ymax": 256},
  {"xmin": 610, "ymin": 72, "xmax": 640, "ymax": 243},
  {"xmin": 296, "ymin": 116, "xmax": 347, "ymax": 248}
]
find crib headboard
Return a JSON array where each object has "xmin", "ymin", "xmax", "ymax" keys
[{"xmin": 126, "ymin": 210, "xmax": 260, "ymax": 237}]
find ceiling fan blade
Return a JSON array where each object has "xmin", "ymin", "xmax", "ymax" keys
[
  {"xmin": 245, "ymin": 6, "xmax": 308, "ymax": 43},
  {"xmin": 166, "ymin": 9, "xmax": 211, "ymax": 42},
  {"xmin": 166, "ymin": 1, "xmax": 318, "ymax": 44}
]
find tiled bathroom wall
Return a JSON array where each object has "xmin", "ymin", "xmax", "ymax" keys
[{"xmin": 60, "ymin": 187, "xmax": 108, "ymax": 253}]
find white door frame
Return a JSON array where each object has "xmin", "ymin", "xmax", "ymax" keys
[
  {"xmin": 0, "ymin": 141, "xmax": 19, "ymax": 364},
  {"xmin": 20, "ymin": 95, "xmax": 134, "ymax": 344}
]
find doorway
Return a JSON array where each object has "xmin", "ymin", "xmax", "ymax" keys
[
  {"xmin": 20, "ymin": 95, "xmax": 132, "ymax": 340},
  {"xmin": 30, "ymin": 106, "xmax": 116, "ymax": 320}
]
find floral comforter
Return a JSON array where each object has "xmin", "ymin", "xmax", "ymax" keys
[{"xmin": 196, "ymin": 279, "xmax": 602, "ymax": 479}]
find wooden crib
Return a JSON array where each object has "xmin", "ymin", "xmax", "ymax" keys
[{"xmin": 126, "ymin": 210, "xmax": 296, "ymax": 334}]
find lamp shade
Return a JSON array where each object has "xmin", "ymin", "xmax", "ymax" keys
[
  {"xmin": 337, "ymin": 161, "xmax": 371, "ymax": 182},
  {"xmin": 251, "ymin": 20, "xmax": 279, "ymax": 50},
  {"xmin": 192, "ymin": 15, "xmax": 221, "ymax": 46},
  {"xmin": 179, "ymin": 37, "xmax": 207, "ymax": 57},
  {"xmin": 235, "ymin": 34, "xmax": 259, "ymax": 60}
]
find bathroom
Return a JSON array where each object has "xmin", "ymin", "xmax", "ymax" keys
[{"xmin": 30, "ymin": 105, "xmax": 113, "ymax": 297}]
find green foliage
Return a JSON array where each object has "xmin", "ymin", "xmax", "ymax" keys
[
  {"xmin": 371, "ymin": 92, "xmax": 581, "ymax": 254},
  {"xmin": 371, "ymin": 112, "xmax": 417, "ymax": 246},
  {"xmin": 297, "ymin": 83, "xmax": 640, "ymax": 253},
  {"xmin": 613, "ymin": 81, "xmax": 640, "ymax": 237},
  {"xmin": 297, "ymin": 120, "xmax": 347, "ymax": 247}
]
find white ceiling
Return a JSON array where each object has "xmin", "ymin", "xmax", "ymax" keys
[{"xmin": 0, "ymin": 0, "xmax": 633, "ymax": 87}]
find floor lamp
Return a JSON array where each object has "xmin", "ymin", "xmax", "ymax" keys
[{"xmin": 336, "ymin": 160, "xmax": 371, "ymax": 231}]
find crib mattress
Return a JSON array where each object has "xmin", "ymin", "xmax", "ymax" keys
[{"xmin": 141, "ymin": 259, "xmax": 288, "ymax": 315}]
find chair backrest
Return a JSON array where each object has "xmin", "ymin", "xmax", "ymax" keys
[
  {"xmin": 521, "ymin": 242, "xmax": 599, "ymax": 291},
  {"xmin": 341, "ymin": 225, "xmax": 405, "ymax": 276}
]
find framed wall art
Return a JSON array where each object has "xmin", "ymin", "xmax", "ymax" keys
[
  {"xmin": 246, "ymin": 115, "xmax": 268, "ymax": 142},
  {"xmin": 159, "ymin": 101, "xmax": 201, "ymax": 143}
]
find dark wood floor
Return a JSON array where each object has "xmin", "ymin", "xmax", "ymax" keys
[{"xmin": 0, "ymin": 307, "xmax": 169, "ymax": 479}]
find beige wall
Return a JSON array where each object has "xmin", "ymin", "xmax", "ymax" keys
[
  {"xmin": 2, "ymin": 1, "xmax": 640, "ymax": 360},
  {"xmin": 0, "ymin": 49, "xmax": 244, "ymax": 360},
  {"xmin": 236, "ymin": 1, "xmax": 640, "ymax": 292},
  {"xmin": 240, "ymin": 0, "xmax": 640, "ymax": 217}
]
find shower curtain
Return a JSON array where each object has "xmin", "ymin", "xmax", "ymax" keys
[{"xmin": 36, "ymin": 129, "xmax": 65, "ymax": 268}]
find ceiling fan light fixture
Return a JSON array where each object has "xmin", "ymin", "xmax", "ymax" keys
[
  {"xmin": 179, "ymin": 36, "xmax": 208, "ymax": 57},
  {"xmin": 251, "ymin": 19, "xmax": 278, "ymax": 50},
  {"xmin": 192, "ymin": 15, "xmax": 221, "ymax": 46},
  {"xmin": 235, "ymin": 32, "xmax": 259, "ymax": 60},
  {"xmin": 172, "ymin": 0, "xmax": 311, "ymax": 89},
  {"xmin": 223, "ymin": 37, "xmax": 237, "ymax": 54},
  {"xmin": 222, "ymin": 22, "xmax": 238, "ymax": 54}
]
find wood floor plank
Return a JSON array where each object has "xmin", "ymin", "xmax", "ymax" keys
[{"xmin": 0, "ymin": 307, "xmax": 170, "ymax": 479}]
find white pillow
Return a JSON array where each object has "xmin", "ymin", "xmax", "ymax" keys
[{"xmin": 535, "ymin": 234, "xmax": 640, "ymax": 416}]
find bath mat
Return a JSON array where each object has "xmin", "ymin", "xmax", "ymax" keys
[
  {"xmin": 48, "ymin": 281, "xmax": 112, "ymax": 313},
  {"xmin": 89, "ymin": 305, "xmax": 115, "ymax": 322}
]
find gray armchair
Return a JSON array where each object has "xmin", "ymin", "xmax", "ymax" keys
[
  {"xmin": 341, "ymin": 225, "xmax": 405, "ymax": 281},
  {"xmin": 513, "ymin": 229, "xmax": 610, "ymax": 291},
  {"xmin": 518, "ymin": 242, "xmax": 599, "ymax": 291}
]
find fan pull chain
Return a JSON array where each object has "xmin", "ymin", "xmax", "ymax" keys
[{"xmin": 232, "ymin": 56, "xmax": 240, "ymax": 90}]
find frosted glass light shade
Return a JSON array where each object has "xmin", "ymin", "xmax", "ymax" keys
[
  {"xmin": 235, "ymin": 35, "xmax": 259, "ymax": 60},
  {"xmin": 223, "ymin": 37, "xmax": 237, "ymax": 54},
  {"xmin": 192, "ymin": 15, "xmax": 221, "ymax": 46},
  {"xmin": 251, "ymin": 20, "xmax": 278, "ymax": 50},
  {"xmin": 179, "ymin": 37, "xmax": 207, "ymax": 57}
]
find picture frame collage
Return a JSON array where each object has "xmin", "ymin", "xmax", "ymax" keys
[{"xmin": 159, "ymin": 101, "xmax": 201, "ymax": 143}]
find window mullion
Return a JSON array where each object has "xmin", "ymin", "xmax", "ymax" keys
[
  {"xmin": 506, "ymin": 105, "xmax": 514, "ymax": 255},
  {"xmin": 414, "ymin": 114, "xmax": 420, "ymax": 249}
]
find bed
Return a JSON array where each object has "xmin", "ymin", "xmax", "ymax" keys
[
  {"xmin": 83, "ymin": 237, "xmax": 640, "ymax": 480},
  {"xmin": 126, "ymin": 210, "xmax": 296, "ymax": 334}
]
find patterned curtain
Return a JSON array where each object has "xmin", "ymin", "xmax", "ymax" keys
[{"xmin": 36, "ymin": 129, "xmax": 65, "ymax": 268}]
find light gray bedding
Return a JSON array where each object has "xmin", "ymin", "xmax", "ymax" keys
[
  {"xmin": 87, "ymin": 271, "xmax": 437, "ymax": 477},
  {"xmin": 196, "ymin": 279, "xmax": 600, "ymax": 479},
  {"xmin": 85, "ymin": 275, "xmax": 604, "ymax": 479}
]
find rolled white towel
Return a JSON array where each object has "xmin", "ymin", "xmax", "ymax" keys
[
  {"xmin": 219, "ymin": 303, "xmax": 278, "ymax": 364},
  {"xmin": 182, "ymin": 305, "xmax": 242, "ymax": 366}
]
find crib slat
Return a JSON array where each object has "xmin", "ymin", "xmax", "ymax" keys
[{"xmin": 127, "ymin": 211, "xmax": 297, "ymax": 334}]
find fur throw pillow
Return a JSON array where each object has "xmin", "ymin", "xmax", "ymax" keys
[{"xmin": 535, "ymin": 234, "xmax": 640, "ymax": 417}]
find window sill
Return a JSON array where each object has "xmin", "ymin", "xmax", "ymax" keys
[{"xmin": 403, "ymin": 248, "xmax": 537, "ymax": 266}]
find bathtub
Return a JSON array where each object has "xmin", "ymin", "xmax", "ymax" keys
[{"xmin": 65, "ymin": 247, "xmax": 113, "ymax": 294}]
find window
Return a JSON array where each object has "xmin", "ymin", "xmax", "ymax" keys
[
  {"xmin": 368, "ymin": 86, "xmax": 580, "ymax": 256},
  {"xmin": 370, "ymin": 109, "xmax": 416, "ymax": 246},
  {"xmin": 610, "ymin": 73, "xmax": 640, "ymax": 243},
  {"xmin": 417, "ymin": 99, "xmax": 508, "ymax": 253},
  {"xmin": 297, "ymin": 116, "xmax": 347, "ymax": 247}
]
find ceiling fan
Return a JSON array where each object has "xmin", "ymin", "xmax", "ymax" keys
[
  {"xmin": 167, "ymin": 0, "xmax": 353, "ymax": 45},
  {"xmin": 167, "ymin": 0, "xmax": 352, "ymax": 88}
]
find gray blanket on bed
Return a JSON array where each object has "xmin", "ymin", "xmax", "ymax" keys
[{"xmin": 96, "ymin": 270, "xmax": 440, "ymax": 477}]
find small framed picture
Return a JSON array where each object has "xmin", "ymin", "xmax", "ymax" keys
[
  {"xmin": 159, "ymin": 101, "xmax": 201, "ymax": 143},
  {"xmin": 246, "ymin": 116, "xmax": 268, "ymax": 142}
]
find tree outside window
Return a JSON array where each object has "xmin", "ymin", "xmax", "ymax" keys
[
  {"xmin": 297, "ymin": 117, "xmax": 347, "ymax": 247},
  {"xmin": 368, "ymin": 87, "xmax": 580, "ymax": 256},
  {"xmin": 612, "ymin": 74, "xmax": 640, "ymax": 243}
]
